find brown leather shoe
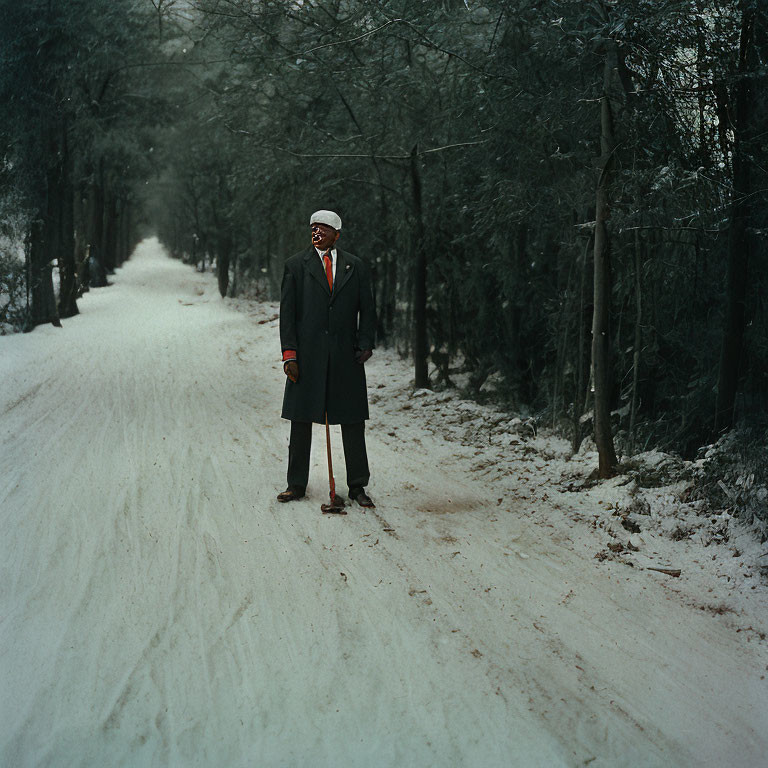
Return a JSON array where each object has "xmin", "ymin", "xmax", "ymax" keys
[
  {"xmin": 277, "ymin": 485, "xmax": 305, "ymax": 503},
  {"xmin": 349, "ymin": 487, "xmax": 375, "ymax": 508}
]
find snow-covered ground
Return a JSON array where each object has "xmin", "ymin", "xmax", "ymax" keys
[{"xmin": 1, "ymin": 238, "xmax": 766, "ymax": 768}]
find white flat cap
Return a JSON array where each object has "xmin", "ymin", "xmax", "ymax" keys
[{"xmin": 310, "ymin": 209, "xmax": 342, "ymax": 230}]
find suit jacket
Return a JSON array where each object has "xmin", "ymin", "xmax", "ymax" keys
[{"xmin": 279, "ymin": 246, "xmax": 376, "ymax": 424}]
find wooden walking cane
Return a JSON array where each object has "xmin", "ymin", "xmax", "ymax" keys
[{"xmin": 321, "ymin": 413, "xmax": 347, "ymax": 514}]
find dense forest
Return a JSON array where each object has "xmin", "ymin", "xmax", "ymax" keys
[{"xmin": 1, "ymin": 1, "xmax": 766, "ymax": 484}]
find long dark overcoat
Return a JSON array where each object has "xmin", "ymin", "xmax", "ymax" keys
[{"xmin": 279, "ymin": 246, "xmax": 376, "ymax": 424}]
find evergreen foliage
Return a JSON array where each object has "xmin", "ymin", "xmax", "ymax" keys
[{"xmin": 1, "ymin": 0, "xmax": 766, "ymax": 468}]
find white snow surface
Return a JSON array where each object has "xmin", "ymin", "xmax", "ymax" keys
[{"xmin": 2, "ymin": 238, "xmax": 767, "ymax": 767}]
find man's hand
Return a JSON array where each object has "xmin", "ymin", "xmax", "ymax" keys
[
  {"xmin": 284, "ymin": 360, "xmax": 299, "ymax": 383},
  {"xmin": 355, "ymin": 349, "xmax": 372, "ymax": 364}
]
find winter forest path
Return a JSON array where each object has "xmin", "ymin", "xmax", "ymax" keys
[{"xmin": 1, "ymin": 239, "xmax": 766, "ymax": 768}]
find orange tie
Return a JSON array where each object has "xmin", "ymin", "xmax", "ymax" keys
[{"xmin": 323, "ymin": 251, "xmax": 333, "ymax": 291}]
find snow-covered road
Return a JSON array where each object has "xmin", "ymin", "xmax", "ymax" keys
[{"xmin": 2, "ymin": 239, "xmax": 766, "ymax": 767}]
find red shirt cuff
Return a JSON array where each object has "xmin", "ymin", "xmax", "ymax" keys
[{"xmin": 282, "ymin": 350, "xmax": 297, "ymax": 362}]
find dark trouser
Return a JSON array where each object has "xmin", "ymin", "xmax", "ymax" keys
[{"xmin": 287, "ymin": 420, "xmax": 370, "ymax": 492}]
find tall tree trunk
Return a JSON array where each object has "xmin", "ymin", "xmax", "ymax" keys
[
  {"xmin": 56, "ymin": 121, "xmax": 78, "ymax": 318},
  {"xmin": 41, "ymin": 131, "xmax": 66, "ymax": 325},
  {"xmin": 114, "ymin": 198, "xmax": 130, "ymax": 267},
  {"xmin": 88, "ymin": 159, "xmax": 108, "ymax": 287},
  {"xmin": 126, "ymin": 200, "xmax": 134, "ymax": 260},
  {"xmin": 381, "ymin": 234, "xmax": 397, "ymax": 345},
  {"xmin": 229, "ymin": 242, "xmax": 239, "ymax": 298},
  {"xmin": 591, "ymin": 50, "xmax": 619, "ymax": 477},
  {"xmin": 503, "ymin": 223, "xmax": 526, "ymax": 401},
  {"xmin": 629, "ymin": 227, "xmax": 643, "ymax": 450},
  {"xmin": 572, "ymin": 232, "xmax": 592, "ymax": 454},
  {"xmin": 120, "ymin": 200, "xmax": 130, "ymax": 264},
  {"xmin": 25, "ymin": 217, "xmax": 60, "ymax": 330},
  {"xmin": 217, "ymin": 231, "xmax": 232, "ymax": 298},
  {"xmin": 410, "ymin": 145, "xmax": 429, "ymax": 390},
  {"xmin": 103, "ymin": 189, "xmax": 118, "ymax": 273},
  {"xmin": 714, "ymin": 3, "xmax": 757, "ymax": 433},
  {"xmin": 114, "ymin": 202, "xmax": 123, "ymax": 267},
  {"xmin": 74, "ymin": 175, "xmax": 89, "ymax": 295},
  {"xmin": 211, "ymin": 190, "xmax": 231, "ymax": 297}
]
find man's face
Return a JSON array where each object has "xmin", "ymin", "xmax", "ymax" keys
[{"xmin": 311, "ymin": 222, "xmax": 340, "ymax": 251}]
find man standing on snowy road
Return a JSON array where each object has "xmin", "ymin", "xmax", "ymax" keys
[{"xmin": 277, "ymin": 210, "xmax": 376, "ymax": 508}]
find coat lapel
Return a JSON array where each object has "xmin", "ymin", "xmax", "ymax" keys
[
  {"xmin": 304, "ymin": 247, "xmax": 330, "ymax": 296},
  {"xmin": 331, "ymin": 249, "xmax": 354, "ymax": 303}
]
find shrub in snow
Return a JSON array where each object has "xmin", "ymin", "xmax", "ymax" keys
[
  {"xmin": 0, "ymin": 246, "xmax": 26, "ymax": 334},
  {"xmin": 0, "ymin": 206, "xmax": 28, "ymax": 333},
  {"xmin": 693, "ymin": 426, "xmax": 768, "ymax": 541},
  {"xmin": 622, "ymin": 450, "xmax": 689, "ymax": 488}
]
